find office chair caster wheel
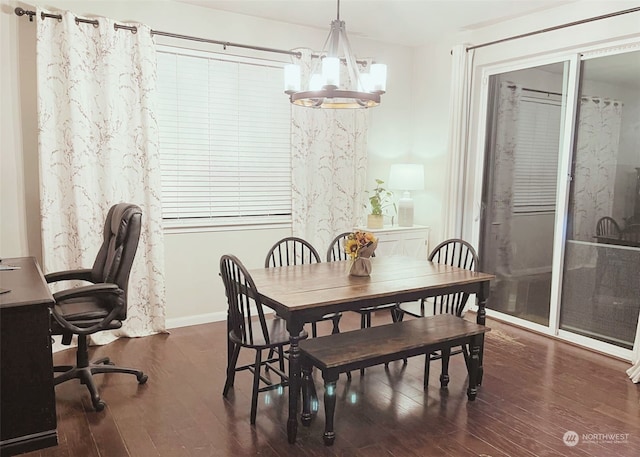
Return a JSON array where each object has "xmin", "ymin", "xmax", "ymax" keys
[
  {"xmin": 137, "ymin": 373, "xmax": 148, "ymax": 384},
  {"xmin": 93, "ymin": 399, "xmax": 106, "ymax": 412}
]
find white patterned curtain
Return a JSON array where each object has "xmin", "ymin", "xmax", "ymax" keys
[
  {"xmin": 291, "ymin": 49, "xmax": 369, "ymax": 253},
  {"xmin": 442, "ymin": 44, "xmax": 474, "ymax": 240},
  {"xmin": 629, "ymin": 325, "xmax": 640, "ymax": 383},
  {"xmin": 571, "ymin": 96, "xmax": 622, "ymax": 241},
  {"xmin": 36, "ymin": 9, "xmax": 166, "ymax": 344},
  {"xmin": 489, "ymin": 81, "xmax": 522, "ymax": 276},
  {"xmin": 628, "ymin": 317, "xmax": 640, "ymax": 382}
]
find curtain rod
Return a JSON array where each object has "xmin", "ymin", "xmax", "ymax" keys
[
  {"xmin": 467, "ymin": 6, "xmax": 640, "ymax": 51},
  {"xmin": 14, "ymin": 7, "xmax": 302, "ymax": 59},
  {"xmin": 507, "ymin": 85, "xmax": 563, "ymax": 97}
]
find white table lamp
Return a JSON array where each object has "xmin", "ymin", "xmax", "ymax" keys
[{"xmin": 388, "ymin": 164, "xmax": 425, "ymax": 227}]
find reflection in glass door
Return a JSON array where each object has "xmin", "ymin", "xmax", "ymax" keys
[
  {"xmin": 480, "ymin": 62, "xmax": 568, "ymax": 327},
  {"xmin": 559, "ymin": 51, "xmax": 640, "ymax": 349}
]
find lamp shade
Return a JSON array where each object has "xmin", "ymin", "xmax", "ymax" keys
[
  {"xmin": 388, "ymin": 163, "xmax": 424, "ymax": 227},
  {"xmin": 388, "ymin": 164, "xmax": 425, "ymax": 191},
  {"xmin": 283, "ymin": 1, "xmax": 386, "ymax": 109}
]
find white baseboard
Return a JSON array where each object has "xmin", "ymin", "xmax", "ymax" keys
[
  {"xmin": 165, "ymin": 307, "xmax": 276, "ymax": 329},
  {"xmin": 166, "ymin": 311, "xmax": 227, "ymax": 329}
]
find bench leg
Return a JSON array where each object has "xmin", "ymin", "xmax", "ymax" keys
[
  {"xmin": 440, "ymin": 347, "xmax": 451, "ymax": 389},
  {"xmin": 322, "ymin": 373, "xmax": 339, "ymax": 446},
  {"xmin": 301, "ymin": 361, "xmax": 314, "ymax": 426},
  {"xmin": 467, "ymin": 335, "xmax": 481, "ymax": 401}
]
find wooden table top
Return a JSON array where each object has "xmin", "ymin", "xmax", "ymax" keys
[{"xmin": 249, "ymin": 256, "xmax": 494, "ymax": 314}]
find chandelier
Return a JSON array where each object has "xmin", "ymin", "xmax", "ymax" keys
[{"xmin": 284, "ymin": 0, "xmax": 387, "ymax": 109}]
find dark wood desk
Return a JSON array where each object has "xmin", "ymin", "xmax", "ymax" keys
[
  {"xmin": 0, "ymin": 257, "xmax": 57, "ymax": 456},
  {"xmin": 249, "ymin": 256, "xmax": 494, "ymax": 443}
]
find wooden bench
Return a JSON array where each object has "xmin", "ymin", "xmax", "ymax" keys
[{"xmin": 298, "ymin": 313, "xmax": 490, "ymax": 445}]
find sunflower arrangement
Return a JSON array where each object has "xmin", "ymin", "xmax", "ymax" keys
[{"xmin": 344, "ymin": 231, "xmax": 377, "ymax": 260}]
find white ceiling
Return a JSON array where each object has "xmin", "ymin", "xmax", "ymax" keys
[
  {"xmin": 176, "ymin": 0, "xmax": 576, "ymax": 47},
  {"xmin": 176, "ymin": 1, "xmax": 640, "ymax": 87}
]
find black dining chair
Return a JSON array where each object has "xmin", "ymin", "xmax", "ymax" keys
[
  {"xmin": 395, "ymin": 238, "xmax": 479, "ymax": 389},
  {"xmin": 327, "ymin": 232, "xmax": 398, "ymax": 328},
  {"xmin": 266, "ymin": 237, "xmax": 342, "ymax": 337},
  {"xmin": 326, "ymin": 232, "xmax": 399, "ymax": 375},
  {"xmin": 596, "ymin": 216, "xmax": 621, "ymax": 239},
  {"xmin": 220, "ymin": 254, "xmax": 308, "ymax": 425}
]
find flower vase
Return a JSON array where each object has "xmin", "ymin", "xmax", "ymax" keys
[
  {"xmin": 348, "ymin": 240, "xmax": 377, "ymax": 277},
  {"xmin": 349, "ymin": 257, "xmax": 372, "ymax": 277}
]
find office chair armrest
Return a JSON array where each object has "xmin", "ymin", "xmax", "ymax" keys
[
  {"xmin": 52, "ymin": 282, "xmax": 123, "ymax": 303},
  {"xmin": 45, "ymin": 268, "xmax": 94, "ymax": 284},
  {"xmin": 51, "ymin": 284, "xmax": 125, "ymax": 336}
]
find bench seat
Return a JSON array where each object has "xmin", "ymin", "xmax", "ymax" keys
[{"xmin": 299, "ymin": 314, "xmax": 490, "ymax": 445}]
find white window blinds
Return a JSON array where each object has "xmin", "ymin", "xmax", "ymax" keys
[
  {"xmin": 157, "ymin": 47, "xmax": 292, "ymax": 227},
  {"xmin": 512, "ymin": 95, "xmax": 562, "ymax": 213}
]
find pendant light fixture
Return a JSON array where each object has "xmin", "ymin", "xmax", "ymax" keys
[{"xmin": 284, "ymin": 0, "xmax": 387, "ymax": 109}]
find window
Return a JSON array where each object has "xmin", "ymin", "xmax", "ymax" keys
[
  {"xmin": 156, "ymin": 46, "xmax": 292, "ymax": 228},
  {"xmin": 512, "ymin": 94, "xmax": 562, "ymax": 213}
]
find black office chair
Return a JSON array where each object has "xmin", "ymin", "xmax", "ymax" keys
[
  {"xmin": 266, "ymin": 237, "xmax": 342, "ymax": 338},
  {"xmin": 220, "ymin": 254, "xmax": 308, "ymax": 424},
  {"xmin": 396, "ymin": 238, "xmax": 478, "ymax": 389},
  {"xmin": 45, "ymin": 203, "xmax": 148, "ymax": 411}
]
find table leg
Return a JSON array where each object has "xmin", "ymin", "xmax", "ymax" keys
[
  {"xmin": 286, "ymin": 320, "xmax": 304, "ymax": 444},
  {"xmin": 476, "ymin": 280, "xmax": 490, "ymax": 385}
]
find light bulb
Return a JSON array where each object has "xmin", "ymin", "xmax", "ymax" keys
[
  {"xmin": 322, "ymin": 57, "xmax": 340, "ymax": 87},
  {"xmin": 284, "ymin": 64, "xmax": 301, "ymax": 93},
  {"xmin": 370, "ymin": 63, "xmax": 387, "ymax": 92}
]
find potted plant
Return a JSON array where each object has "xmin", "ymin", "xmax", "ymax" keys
[{"xmin": 365, "ymin": 179, "xmax": 396, "ymax": 229}]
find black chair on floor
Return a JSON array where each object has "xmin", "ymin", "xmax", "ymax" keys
[
  {"xmin": 596, "ymin": 216, "xmax": 621, "ymax": 239},
  {"xmin": 327, "ymin": 232, "xmax": 398, "ymax": 328},
  {"xmin": 395, "ymin": 238, "xmax": 478, "ymax": 389},
  {"xmin": 220, "ymin": 254, "xmax": 308, "ymax": 424},
  {"xmin": 45, "ymin": 203, "xmax": 148, "ymax": 411},
  {"xmin": 266, "ymin": 237, "xmax": 342, "ymax": 338},
  {"xmin": 327, "ymin": 232, "xmax": 399, "ymax": 375}
]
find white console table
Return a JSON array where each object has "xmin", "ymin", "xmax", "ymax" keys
[{"xmin": 355, "ymin": 225, "xmax": 430, "ymax": 260}]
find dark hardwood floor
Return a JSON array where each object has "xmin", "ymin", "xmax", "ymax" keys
[{"xmin": 24, "ymin": 312, "xmax": 640, "ymax": 457}]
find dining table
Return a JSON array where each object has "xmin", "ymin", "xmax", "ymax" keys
[{"xmin": 248, "ymin": 255, "xmax": 494, "ymax": 444}]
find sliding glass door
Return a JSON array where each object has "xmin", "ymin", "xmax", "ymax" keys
[
  {"xmin": 559, "ymin": 50, "xmax": 640, "ymax": 350},
  {"xmin": 479, "ymin": 61, "xmax": 569, "ymax": 327},
  {"xmin": 477, "ymin": 46, "xmax": 640, "ymax": 357}
]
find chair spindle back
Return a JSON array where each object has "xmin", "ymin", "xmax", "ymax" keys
[
  {"xmin": 220, "ymin": 255, "xmax": 270, "ymax": 346},
  {"xmin": 265, "ymin": 237, "xmax": 321, "ymax": 267}
]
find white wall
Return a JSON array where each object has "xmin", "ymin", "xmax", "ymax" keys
[
  {"xmin": 1, "ymin": 0, "xmax": 415, "ymax": 325},
  {"xmin": 459, "ymin": 0, "xmax": 640, "ymax": 244},
  {"xmin": 4, "ymin": 0, "xmax": 638, "ymax": 327}
]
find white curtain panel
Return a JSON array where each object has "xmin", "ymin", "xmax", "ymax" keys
[
  {"xmin": 572, "ymin": 96, "xmax": 622, "ymax": 241},
  {"xmin": 36, "ymin": 9, "xmax": 166, "ymax": 344},
  {"xmin": 491, "ymin": 81, "xmax": 522, "ymax": 276},
  {"xmin": 442, "ymin": 44, "xmax": 474, "ymax": 240},
  {"xmin": 291, "ymin": 49, "xmax": 369, "ymax": 254},
  {"xmin": 628, "ymin": 323, "xmax": 640, "ymax": 383}
]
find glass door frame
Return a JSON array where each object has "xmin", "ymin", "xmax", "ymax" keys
[{"xmin": 467, "ymin": 38, "xmax": 640, "ymax": 361}]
